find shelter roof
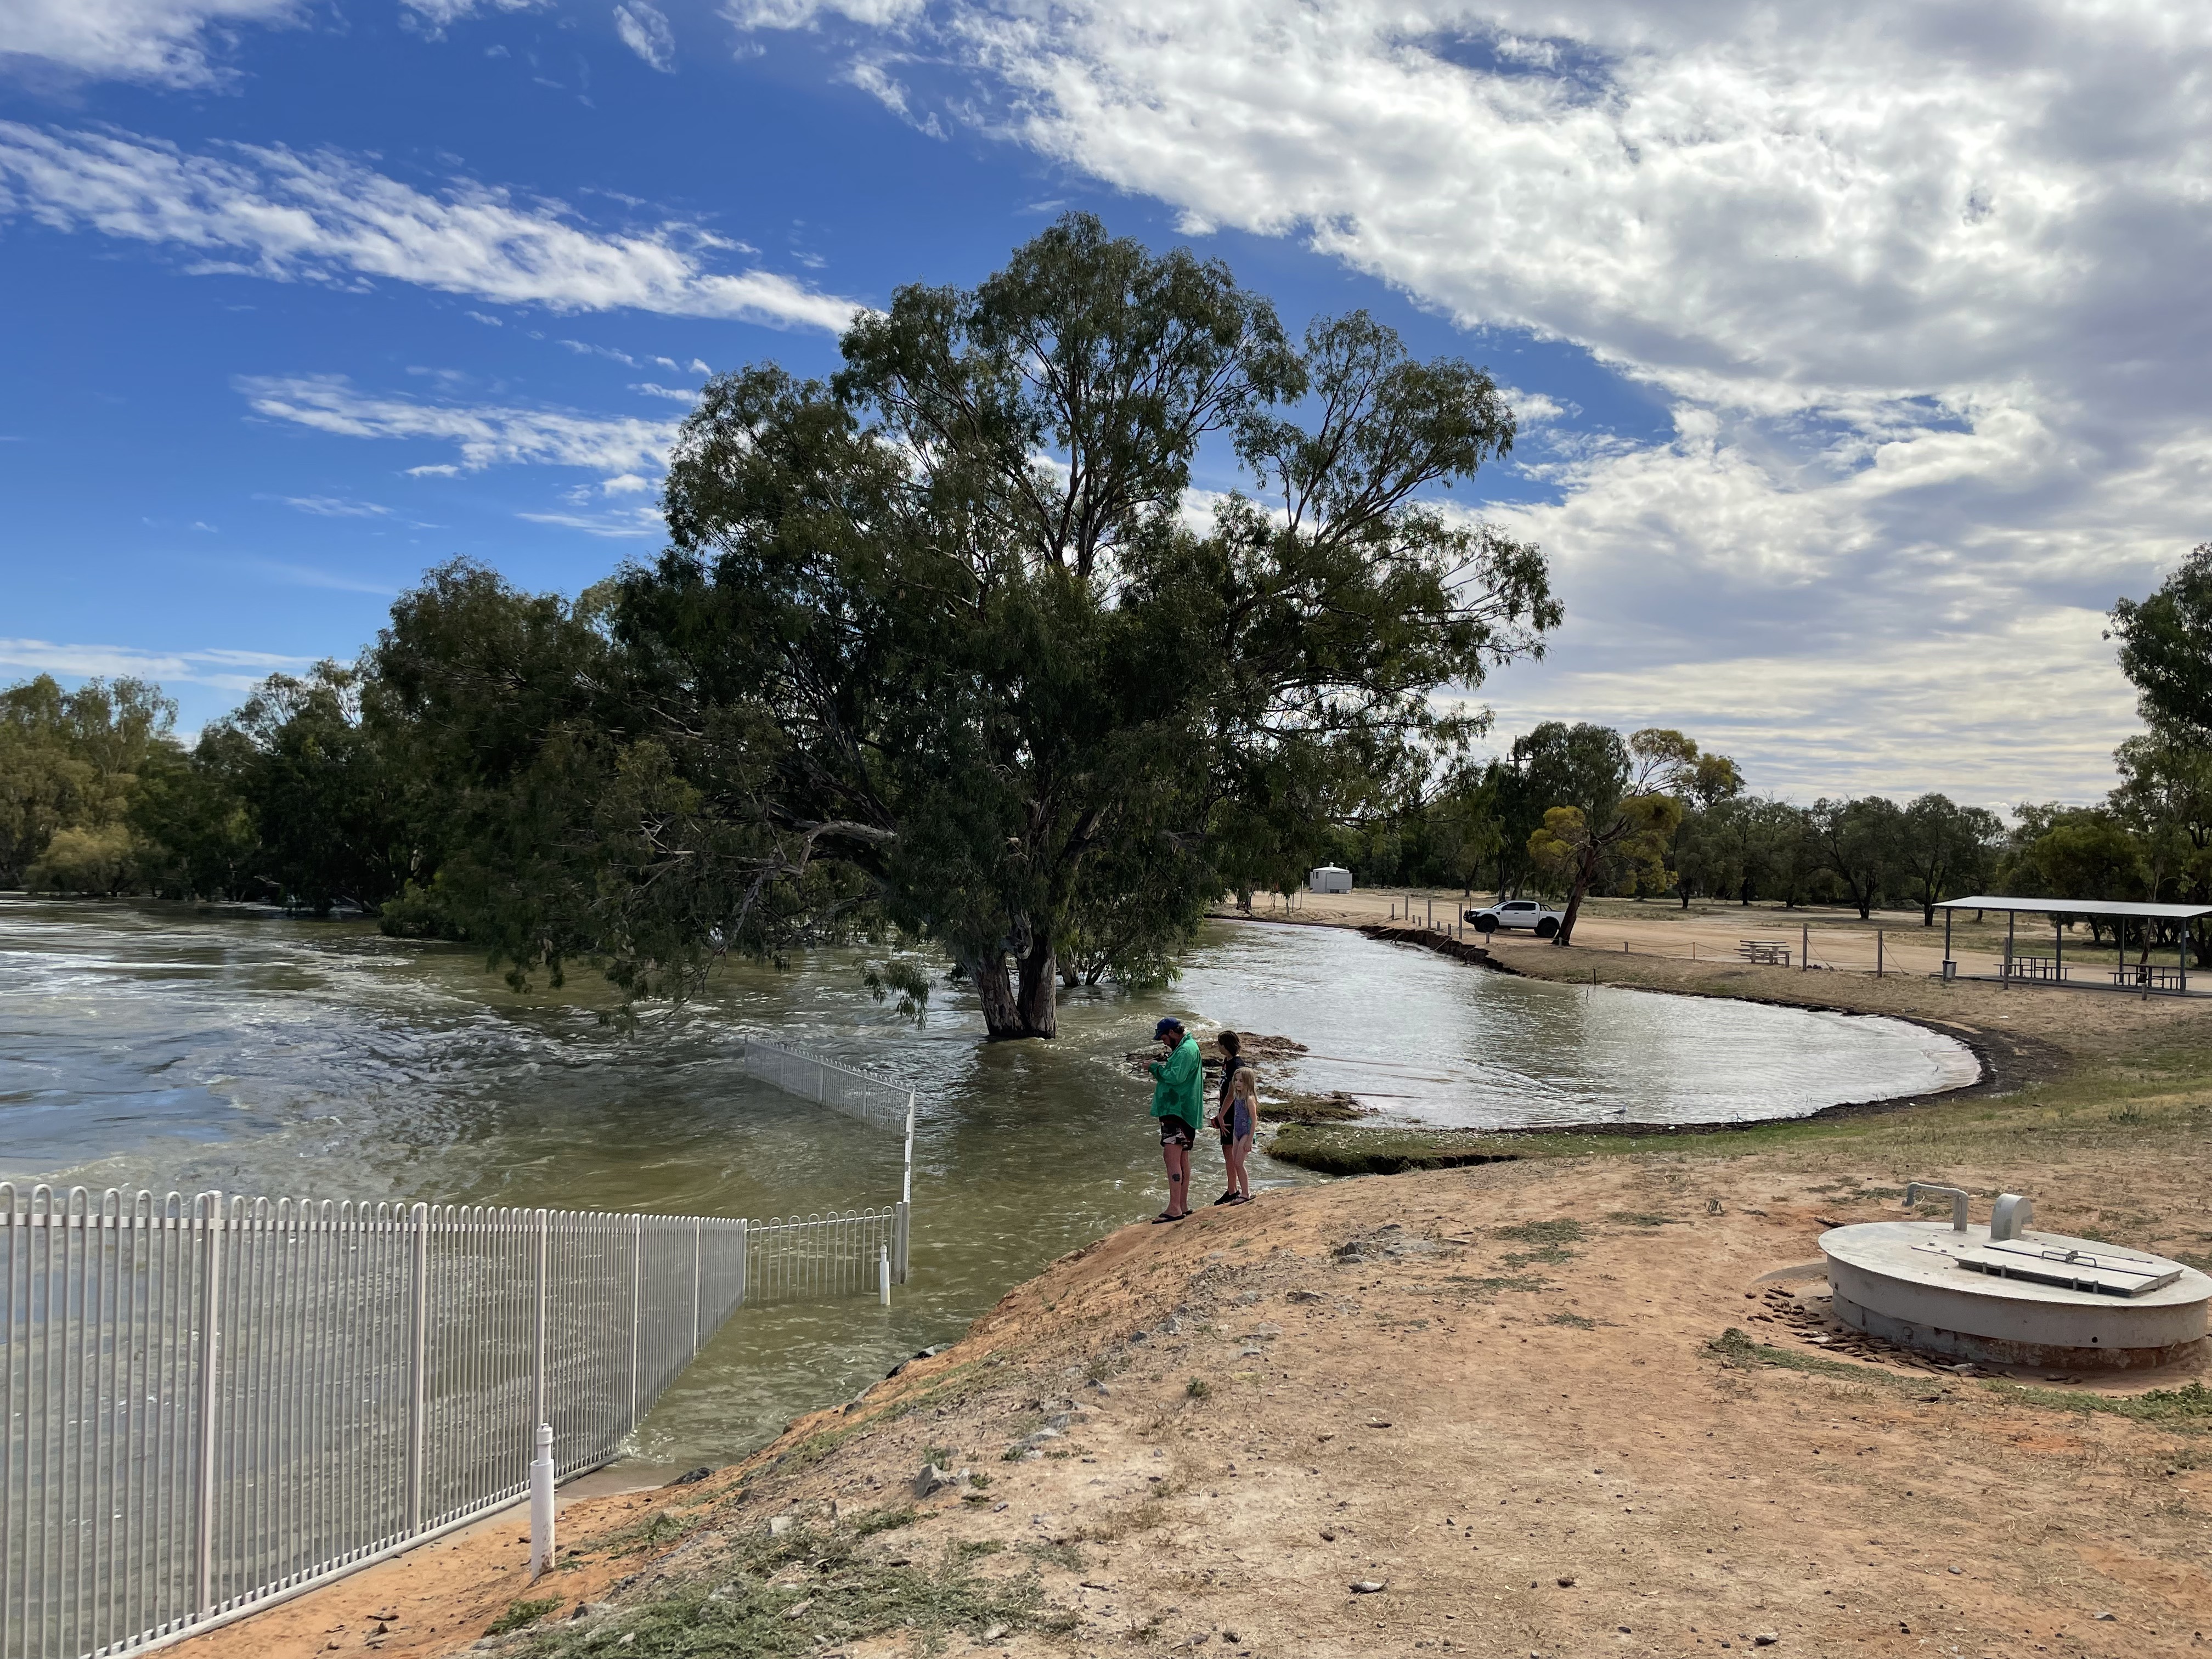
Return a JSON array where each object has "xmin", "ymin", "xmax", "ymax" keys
[{"xmin": 1936, "ymin": 895, "xmax": 2212, "ymax": 921}]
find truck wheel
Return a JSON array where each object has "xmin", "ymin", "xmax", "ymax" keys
[
  {"xmin": 1535, "ymin": 917, "xmax": 1559, "ymax": 939},
  {"xmin": 1473, "ymin": 915, "xmax": 1497, "ymax": 934}
]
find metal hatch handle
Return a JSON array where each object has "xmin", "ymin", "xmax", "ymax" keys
[{"xmin": 1904, "ymin": 1182, "xmax": 1972, "ymax": 1232}]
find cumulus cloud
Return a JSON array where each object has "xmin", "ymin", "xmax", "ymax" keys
[
  {"xmin": 0, "ymin": 123, "xmax": 864, "ymax": 331},
  {"xmin": 236, "ymin": 374, "xmax": 681, "ymax": 476},
  {"xmin": 614, "ymin": 1, "xmax": 676, "ymax": 70},
  {"xmin": 0, "ymin": 0, "xmax": 297, "ymax": 87},
  {"xmin": 827, "ymin": 0, "xmax": 2212, "ymax": 795}
]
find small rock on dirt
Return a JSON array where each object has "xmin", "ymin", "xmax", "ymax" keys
[
  {"xmin": 1286, "ymin": 1289, "xmax": 1324, "ymax": 1304},
  {"xmin": 768, "ymin": 1514, "xmax": 798, "ymax": 1537},
  {"xmin": 912, "ymin": 1464, "xmax": 967, "ymax": 1498},
  {"xmin": 1351, "ymin": 1579, "xmax": 1386, "ymax": 1594},
  {"xmin": 1556, "ymin": 1576, "xmax": 1575, "ymax": 1587},
  {"xmin": 1753, "ymin": 1635, "xmax": 1779, "ymax": 1646},
  {"xmin": 670, "ymin": 1466, "xmax": 712, "ymax": 1485}
]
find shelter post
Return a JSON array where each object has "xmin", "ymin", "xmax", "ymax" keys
[
  {"xmin": 2182, "ymin": 921, "xmax": 2189, "ymax": 995},
  {"xmin": 2055, "ymin": 915, "xmax": 2063, "ymax": 982},
  {"xmin": 2005, "ymin": 912, "xmax": 2015, "ymax": 984},
  {"xmin": 1943, "ymin": 909, "xmax": 1954, "ymax": 979}
]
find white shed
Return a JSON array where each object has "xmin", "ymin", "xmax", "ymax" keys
[{"xmin": 1308, "ymin": 865, "xmax": 1352, "ymax": 894}]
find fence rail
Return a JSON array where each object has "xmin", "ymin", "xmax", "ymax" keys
[{"xmin": 4, "ymin": 1037, "xmax": 923, "ymax": 1659}]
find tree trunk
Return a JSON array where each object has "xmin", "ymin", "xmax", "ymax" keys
[
  {"xmin": 1923, "ymin": 900, "xmax": 1936, "ymax": 926},
  {"xmin": 963, "ymin": 947, "xmax": 1024, "ymax": 1039},
  {"xmin": 1015, "ymin": 933, "xmax": 1058, "ymax": 1037},
  {"xmin": 961, "ymin": 936, "xmax": 1060, "ymax": 1040},
  {"xmin": 1554, "ymin": 847, "xmax": 1602, "ymax": 946}
]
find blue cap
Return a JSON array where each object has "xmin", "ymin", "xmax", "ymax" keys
[{"xmin": 1154, "ymin": 1017, "xmax": 1183, "ymax": 1039}]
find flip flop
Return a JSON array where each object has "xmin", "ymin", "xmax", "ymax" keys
[{"xmin": 1152, "ymin": 1210, "xmax": 1188, "ymax": 1223}]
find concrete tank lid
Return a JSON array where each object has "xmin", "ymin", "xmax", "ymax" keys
[{"xmin": 1820, "ymin": 1221, "xmax": 2212, "ymax": 1310}]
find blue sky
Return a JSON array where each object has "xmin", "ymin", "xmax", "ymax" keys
[{"xmin": 4, "ymin": 1, "xmax": 2207, "ymax": 804}]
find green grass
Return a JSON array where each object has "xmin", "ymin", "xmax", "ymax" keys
[
  {"xmin": 486, "ymin": 1596, "xmax": 564, "ymax": 1636},
  {"xmin": 1604, "ymin": 1211, "xmax": 1681, "ymax": 1227},
  {"xmin": 1983, "ymin": 1380, "xmax": 2212, "ymax": 1432},
  {"xmin": 1186, "ymin": 1376, "xmax": 1212, "ymax": 1399},
  {"xmin": 1705, "ymin": 1326, "xmax": 1905, "ymax": 1384},
  {"xmin": 518, "ymin": 1516, "xmax": 1048, "ymax": 1659}
]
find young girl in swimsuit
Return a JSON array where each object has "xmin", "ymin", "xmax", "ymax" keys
[{"xmin": 1214, "ymin": 1031, "xmax": 1259, "ymax": 1205}]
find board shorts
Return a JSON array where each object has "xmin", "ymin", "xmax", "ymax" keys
[{"xmin": 1159, "ymin": 1118, "xmax": 1196, "ymax": 1148}]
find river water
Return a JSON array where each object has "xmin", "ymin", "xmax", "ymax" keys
[{"xmin": 0, "ymin": 899, "xmax": 1973, "ymax": 1464}]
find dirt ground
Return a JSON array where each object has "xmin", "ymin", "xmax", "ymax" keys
[
  {"xmin": 1248, "ymin": 887, "xmax": 2175, "ymax": 984},
  {"xmin": 187, "ymin": 929, "xmax": 2212, "ymax": 1659}
]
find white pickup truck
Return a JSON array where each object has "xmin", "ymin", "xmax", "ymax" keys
[{"xmin": 1463, "ymin": 898, "xmax": 1566, "ymax": 939}]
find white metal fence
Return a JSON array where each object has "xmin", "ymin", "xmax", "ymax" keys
[{"xmin": 3, "ymin": 1037, "xmax": 922, "ymax": 1659}]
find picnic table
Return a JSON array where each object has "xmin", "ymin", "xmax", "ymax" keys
[
  {"xmin": 2007, "ymin": 954, "xmax": 2067, "ymax": 981},
  {"xmin": 1737, "ymin": 939, "xmax": 1791, "ymax": 966},
  {"xmin": 2111, "ymin": 963, "xmax": 2186, "ymax": 990}
]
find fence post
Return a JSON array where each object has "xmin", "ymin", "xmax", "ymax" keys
[
  {"xmin": 1876, "ymin": 930, "xmax": 1884, "ymax": 978},
  {"xmin": 192, "ymin": 1191, "xmax": 224, "ymax": 1623},
  {"xmin": 528, "ymin": 1423, "xmax": 555, "ymax": 1579},
  {"xmin": 736, "ymin": 1218, "xmax": 749, "ymax": 1308},
  {"xmin": 879, "ymin": 1245, "xmax": 891, "ymax": 1308},
  {"xmin": 893, "ymin": 1200, "xmax": 909, "ymax": 1284},
  {"xmin": 691, "ymin": 1217, "xmax": 703, "ymax": 1357},
  {"xmin": 628, "ymin": 1214, "xmax": 642, "ymax": 1430},
  {"xmin": 404, "ymin": 1202, "xmax": 429, "ymax": 1537},
  {"xmin": 531, "ymin": 1209, "xmax": 548, "ymax": 1443},
  {"xmin": 1801, "ymin": 923, "xmax": 1809, "ymax": 970}
]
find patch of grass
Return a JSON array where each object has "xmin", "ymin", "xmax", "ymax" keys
[
  {"xmin": 1259, "ymin": 1091, "xmax": 1368, "ymax": 1124},
  {"xmin": 1266, "ymin": 1125, "xmax": 1521, "ymax": 1176},
  {"xmin": 1442, "ymin": 1273, "xmax": 1551, "ymax": 1297},
  {"xmin": 921, "ymin": 1444, "xmax": 957, "ymax": 1467},
  {"xmin": 518, "ymin": 1522, "xmax": 1045, "ymax": 1659},
  {"xmin": 1185, "ymin": 1376, "xmax": 1212, "ymax": 1400},
  {"xmin": 486, "ymin": 1596, "xmax": 563, "ymax": 1636},
  {"xmin": 1025, "ymin": 1538, "xmax": 1086, "ymax": 1572},
  {"xmin": 951, "ymin": 1539, "xmax": 1005, "ymax": 1561},
  {"xmin": 851, "ymin": 1506, "xmax": 918, "ymax": 1537},
  {"xmin": 590, "ymin": 1506, "xmax": 692, "ymax": 1556},
  {"xmin": 1705, "ymin": 1327, "xmax": 1901, "ymax": 1384},
  {"xmin": 1494, "ymin": 1218, "xmax": 1587, "ymax": 1246},
  {"xmin": 1985, "ymin": 1380, "xmax": 2212, "ymax": 1432},
  {"xmin": 1546, "ymin": 1312, "xmax": 1597, "ymax": 1329},
  {"xmin": 1603, "ymin": 1211, "xmax": 1680, "ymax": 1227}
]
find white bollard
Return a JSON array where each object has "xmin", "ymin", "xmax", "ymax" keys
[
  {"xmin": 528, "ymin": 1423, "xmax": 555, "ymax": 1579},
  {"xmin": 879, "ymin": 1245, "xmax": 891, "ymax": 1307}
]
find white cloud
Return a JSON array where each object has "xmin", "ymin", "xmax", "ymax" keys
[
  {"xmin": 517, "ymin": 504, "xmax": 665, "ymax": 537},
  {"xmin": 845, "ymin": 57, "xmax": 946, "ymax": 137},
  {"xmin": 273, "ymin": 494, "xmax": 390, "ymax": 517},
  {"xmin": 0, "ymin": 637, "xmax": 314, "ymax": 692},
  {"xmin": 631, "ymin": 381, "xmax": 699, "ymax": 401},
  {"xmin": 723, "ymin": 0, "xmax": 926, "ymax": 29},
  {"xmin": 399, "ymin": 0, "xmax": 543, "ymax": 35},
  {"xmin": 826, "ymin": 0, "xmax": 2212, "ymax": 795},
  {"xmin": 614, "ymin": 1, "xmax": 676, "ymax": 71},
  {"xmin": 0, "ymin": 0, "xmax": 297, "ymax": 87},
  {"xmin": 0, "ymin": 123, "xmax": 865, "ymax": 331},
  {"xmin": 237, "ymin": 375, "xmax": 681, "ymax": 475}
]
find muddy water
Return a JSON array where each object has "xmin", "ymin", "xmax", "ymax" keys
[{"xmin": 0, "ymin": 900, "xmax": 1972, "ymax": 1462}]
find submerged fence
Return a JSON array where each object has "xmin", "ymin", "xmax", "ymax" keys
[{"xmin": 3, "ymin": 1038, "xmax": 921, "ymax": 1659}]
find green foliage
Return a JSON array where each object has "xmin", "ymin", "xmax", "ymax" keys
[
  {"xmin": 1706, "ymin": 1326, "xmax": 1894, "ymax": 1382},
  {"xmin": 2111, "ymin": 541, "xmax": 2212, "ymax": 739},
  {"xmin": 1523, "ymin": 725, "xmax": 1696, "ymax": 939},
  {"xmin": 2, "ymin": 675, "xmax": 176, "ymax": 890},
  {"xmin": 1265, "ymin": 1124, "xmax": 1520, "ymax": 1176},
  {"xmin": 1184, "ymin": 1376, "xmax": 1211, "ymax": 1398}
]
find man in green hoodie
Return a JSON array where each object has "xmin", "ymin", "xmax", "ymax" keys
[{"xmin": 1148, "ymin": 1016, "xmax": 1204, "ymax": 1222}]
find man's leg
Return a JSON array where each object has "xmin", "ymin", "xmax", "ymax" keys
[{"xmin": 1163, "ymin": 1136, "xmax": 1190, "ymax": 1216}]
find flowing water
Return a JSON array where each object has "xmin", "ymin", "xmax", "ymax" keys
[{"xmin": 0, "ymin": 899, "xmax": 1973, "ymax": 1464}]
